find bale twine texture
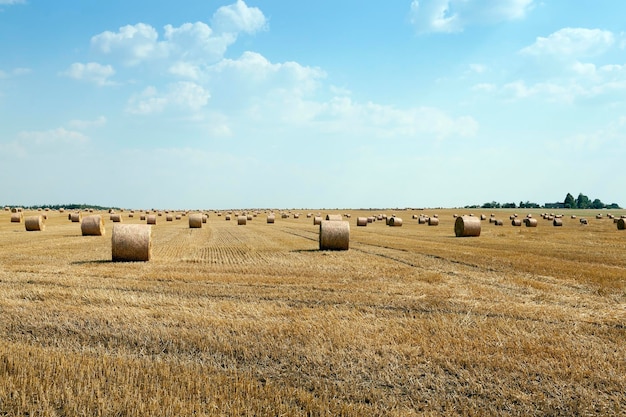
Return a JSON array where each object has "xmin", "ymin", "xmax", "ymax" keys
[
  {"xmin": 112, "ymin": 224, "xmax": 152, "ymax": 262},
  {"xmin": 455, "ymin": 216, "xmax": 481, "ymax": 237},
  {"xmin": 237, "ymin": 216, "xmax": 247, "ymax": 225},
  {"xmin": 25, "ymin": 215, "xmax": 45, "ymax": 231},
  {"xmin": 356, "ymin": 217, "xmax": 368, "ymax": 227},
  {"xmin": 188, "ymin": 213, "xmax": 203, "ymax": 228},
  {"xmin": 81, "ymin": 215, "xmax": 105, "ymax": 236},
  {"xmin": 319, "ymin": 220, "xmax": 350, "ymax": 251}
]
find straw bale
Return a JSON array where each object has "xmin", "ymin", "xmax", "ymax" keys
[
  {"xmin": 388, "ymin": 217, "xmax": 403, "ymax": 227},
  {"xmin": 319, "ymin": 220, "xmax": 350, "ymax": 250},
  {"xmin": 70, "ymin": 212, "xmax": 82, "ymax": 223},
  {"xmin": 553, "ymin": 218, "xmax": 563, "ymax": 227},
  {"xmin": 237, "ymin": 215, "xmax": 247, "ymax": 225},
  {"xmin": 480, "ymin": 214, "xmax": 487, "ymax": 220},
  {"xmin": 25, "ymin": 215, "xmax": 44, "ymax": 231},
  {"xmin": 418, "ymin": 216, "xmax": 427, "ymax": 224},
  {"xmin": 166, "ymin": 214, "xmax": 173, "ymax": 221},
  {"xmin": 140, "ymin": 215, "xmax": 146, "ymax": 221},
  {"xmin": 325, "ymin": 214, "xmax": 343, "ymax": 221},
  {"xmin": 367, "ymin": 217, "xmax": 374, "ymax": 223},
  {"xmin": 10, "ymin": 212, "xmax": 23, "ymax": 223},
  {"xmin": 455, "ymin": 216, "xmax": 481, "ymax": 237},
  {"xmin": 175, "ymin": 215, "xmax": 182, "ymax": 220},
  {"xmin": 188, "ymin": 213, "xmax": 203, "ymax": 228},
  {"xmin": 110, "ymin": 214, "xmax": 123, "ymax": 223},
  {"xmin": 81, "ymin": 215, "xmax": 105, "ymax": 236},
  {"xmin": 112, "ymin": 224, "xmax": 152, "ymax": 262},
  {"xmin": 617, "ymin": 218, "xmax": 626, "ymax": 230},
  {"xmin": 202, "ymin": 214, "xmax": 208, "ymax": 223},
  {"xmin": 267, "ymin": 215, "xmax": 275, "ymax": 224},
  {"xmin": 147, "ymin": 214, "xmax": 157, "ymax": 225},
  {"xmin": 511, "ymin": 218, "xmax": 522, "ymax": 226},
  {"xmin": 225, "ymin": 215, "xmax": 231, "ymax": 221},
  {"xmin": 525, "ymin": 218, "xmax": 538, "ymax": 227},
  {"xmin": 313, "ymin": 216, "xmax": 322, "ymax": 225},
  {"xmin": 356, "ymin": 217, "xmax": 368, "ymax": 227},
  {"xmin": 428, "ymin": 217, "xmax": 439, "ymax": 226},
  {"xmin": 247, "ymin": 215, "xmax": 253, "ymax": 221},
  {"xmin": 494, "ymin": 220, "xmax": 503, "ymax": 226},
  {"xmin": 580, "ymin": 218, "xmax": 588, "ymax": 225}
]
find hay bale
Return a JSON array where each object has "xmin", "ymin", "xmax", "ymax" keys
[
  {"xmin": 267, "ymin": 215, "xmax": 275, "ymax": 224},
  {"xmin": 110, "ymin": 214, "xmax": 123, "ymax": 223},
  {"xmin": 166, "ymin": 214, "xmax": 173, "ymax": 221},
  {"xmin": 237, "ymin": 215, "xmax": 247, "ymax": 225},
  {"xmin": 225, "ymin": 215, "xmax": 231, "ymax": 221},
  {"xmin": 571, "ymin": 215, "xmax": 577, "ymax": 219},
  {"xmin": 356, "ymin": 217, "xmax": 368, "ymax": 227},
  {"xmin": 313, "ymin": 216, "xmax": 322, "ymax": 225},
  {"xmin": 455, "ymin": 216, "xmax": 481, "ymax": 237},
  {"xmin": 553, "ymin": 218, "xmax": 563, "ymax": 227},
  {"xmin": 617, "ymin": 218, "xmax": 626, "ymax": 230},
  {"xmin": 10, "ymin": 212, "xmax": 23, "ymax": 223},
  {"xmin": 494, "ymin": 219, "xmax": 503, "ymax": 226},
  {"xmin": 247, "ymin": 215, "xmax": 253, "ymax": 221},
  {"xmin": 202, "ymin": 214, "xmax": 208, "ymax": 223},
  {"xmin": 25, "ymin": 215, "xmax": 45, "ymax": 231},
  {"xmin": 525, "ymin": 218, "xmax": 538, "ymax": 227},
  {"xmin": 81, "ymin": 215, "xmax": 105, "ymax": 236},
  {"xmin": 175, "ymin": 215, "xmax": 182, "ymax": 220},
  {"xmin": 189, "ymin": 213, "xmax": 203, "ymax": 228},
  {"xmin": 112, "ymin": 224, "xmax": 151, "ymax": 262},
  {"xmin": 428, "ymin": 217, "xmax": 439, "ymax": 226},
  {"xmin": 388, "ymin": 217, "xmax": 403, "ymax": 227},
  {"xmin": 418, "ymin": 216, "xmax": 427, "ymax": 224},
  {"xmin": 511, "ymin": 218, "xmax": 522, "ymax": 227},
  {"xmin": 140, "ymin": 215, "xmax": 146, "ymax": 221},
  {"xmin": 325, "ymin": 214, "xmax": 343, "ymax": 221},
  {"xmin": 128, "ymin": 213, "xmax": 134, "ymax": 218},
  {"xmin": 147, "ymin": 214, "xmax": 157, "ymax": 225},
  {"xmin": 367, "ymin": 217, "xmax": 374, "ymax": 223},
  {"xmin": 319, "ymin": 220, "xmax": 350, "ymax": 250},
  {"xmin": 580, "ymin": 218, "xmax": 588, "ymax": 225},
  {"xmin": 480, "ymin": 214, "xmax": 487, "ymax": 220},
  {"xmin": 70, "ymin": 212, "xmax": 82, "ymax": 223}
]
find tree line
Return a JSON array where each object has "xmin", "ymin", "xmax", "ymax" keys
[{"xmin": 470, "ymin": 193, "xmax": 621, "ymax": 210}]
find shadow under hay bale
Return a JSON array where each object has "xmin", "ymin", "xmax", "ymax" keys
[
  {"xmin": 112, "ymin": 224, "xmax": 152, "ymax": 262},
  {"xmin": 319, "ymin": 220, "xmax": 350, "ymax": 251},
  {"xmin": 455, "ymin": 216, "xmax": 481, "ymax": 237},
  {"xmin": 81, "ymin": 215, "xmax": 105, "ymax": 236}
]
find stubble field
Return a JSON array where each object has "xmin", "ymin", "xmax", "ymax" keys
[{"xmin": 0, "ymin": 208, "xmax": 624, "ymax": 416}]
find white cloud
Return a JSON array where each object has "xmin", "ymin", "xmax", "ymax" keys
[
  {"xmin": 468, "ymin": 63, "xmax": 487, "ymax": 74},
  {"xmin": 211, "ymin": 0, "xmax": 267, "ymax": 35},
  {"xmin": 61, "ymin": 62, "xmax": 115, "ymax": 86},
  {"xmin": 410, "ymin": 0, "xmax": 534, "ymax": 33},
  {"xmin": 0, "ymin": 0, "xmax": 26, "ymax": 4},
  {"xmin": 91, "ymin": 23, "xmax": 166, "ymax": 66},
  {"xmin": 0, "ymin": 67, "xmax": 31, "ymax": 78},
  {"xmin": 520, "ymin": 28, "xmax": 615, "ymax": 58},
  {"xmin": 1, "ymin": 128, "xmax": 90, "ymax": 157},
  {"xmin": 68, "ymin": 116, "xmax": 107, "ymax": 129},
  {"xmin": 163, "ymin": 22, "xmax": 236, "ymax": 64},
  {"xmin": 126, "ymin": 82, "xmax": 210, "ymax": 115}
]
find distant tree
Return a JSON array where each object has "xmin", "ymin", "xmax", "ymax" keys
[
  {"xmin": 591, "ymin": 198, "xmax": 605, "ymax": 209},
  {"xmin": 607, "ymin": 203, "xmax": 622, "ymax": 209},
  {"xmin": 564, "ymin": 193, "xmax": 576, "ymax": 209},
  {"xmin": 576, "ymin": 193, "xmax": 590, "ymax": 209},
  {"xmin": 502, "ymin": 202, "xmax": 516, "ymax": 209}
]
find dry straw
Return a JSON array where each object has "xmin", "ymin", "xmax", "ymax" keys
[
  {"xmin": 70, "ymin": 212, "xmax": 82, "ymax": 223},
  {"xmin": 388, "ymin": 217, "xmax": 403, "ymax": 227},
  {"xmin": 617, "ymin": 218, "xmax": 626, "ymax": 230},
  {"xmin": 237, "ymin": 215, "xmax": 247, "ymax": 225},
  {"xmin": 147, "ymin": 214, "xmax": 157, "ymax": 225},
  {"xmin": 188, "ymin": 213, "xmax": 203, "ymax": 228},
  {"xmin": 112, "ymin": 224, "xmax": 152, "ymax": 262},
  {"xmin": 553, "ymin": 218, "xmax": 563, "ymax": 227},
  {"xmin": 356, "ymin": 217, "xmax": 368, "ymax": 227},
  {"xmin": 313, "ymin": 216, "xmax": 322, "ymax": 225},
  {"xmin": 428, "ymin": 217, "xmax": 439, "ymax": 226},
  {"xmin": 525, "ymin": 218, "xmax": 538, "ymax": 227},
  {"xmin": 455, "ymin": 216, "xmax": 481, "ymax": 237},
  {"xmin": 325, "ymin": 214, "xmax": 343, "ymax": 221},
  {"xmin": 319, "ymin": 220, "xmax": 350, "ymax": 250},
  {"xmin": 110, "ymin": 214, "xmax": 123, "ymax": 223},
  {"xmin": 81, "ymin": 215, "xmax": 105, "ymax": 236},
  {"xmin": 10, "ymin": 212, "xmax": 23, "ymax": 223},
  {"xmin": 267, "ymin": 215, "xmax": 275, "ymax": 224},
  {"xmin": 25, "ymin": 215, "xmax": 45, "ymax": 231}
]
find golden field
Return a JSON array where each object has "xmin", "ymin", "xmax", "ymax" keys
[{"xmin": 0, "ymin": 208, "xmax": 624, "ymax": 416}]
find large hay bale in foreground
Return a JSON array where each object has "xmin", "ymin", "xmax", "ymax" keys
[
  {"xmin": 237, "ymin": 216, "xmax": 247, "ymax": 225},
  {"xmin": 81, "ymin": 215, "xmax": 105, "ymax": 236},
  {"xmin": 189, "ymin": 213, "xmax": 203, "ymax": 228},
  {"xmin": 325, "ymin": 214, "xmax": 343, "ymax": 221},
  {"xmin": 10, "ymin": 212, "xmax": 23, "ymax": 223},
  {"xmin": 319, "ymin": 220, "xmax": 349, "ymax": 251},
  {"xmin": 356, "ymin": 217, "xmax": 368, "ymax": 227},
  {"xmin": 455, "ymin": 216, "xmax": 481, "ymax": 237},
  {"xmin": 112, "ymin": 224, "xmax": 152, "ymax": 262},
  {"xmin": 25, "ymin": 215, "xmax": 45, "ymax": 231},
  {"xmin": 388, "ymin": 217, "xmax": 403, "ymax": 227},
  {"xmin": 617, "ymin": 218, "xmax": 626, "ymax": 230}
]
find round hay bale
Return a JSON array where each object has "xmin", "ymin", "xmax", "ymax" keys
[
  {"xmin": 189, "ymin": 213, "xmax": 203, "ymax": 228},
  {"xmin": 319, "ymin": 220, "xmax": 350, "ymax": 251},
  {"xmin": 110, "ymin": 214, "xmax": 123, "ymax": 223},
  {"xmin": 356, "ymin": 217, "xmax": 368, "ymax": 227},
  {"xmin": 267, "ymin": 215, "xmax": 275, "ymax": 224},
  {"xmin": 166, "ymin": 214, "xmax": 173, "ymax": 221},
  {"xmin": 202, "ymin": 215, "xmax": 208, "ymax": 223},
  {"xmin": 367, "ymin": 217, "xmax": 374, "ymax": 223},
  {"xmin": 313, "ymin": 216, "xmax": 322, "ymax": 225},
  {"xmin": 237, "ymin": 215, "xmax": 247, "ymax": 225},
  {"xmin": 571, "ymin": 215, "xmax": 577, "ymax": 219},
  {"xmin": 509, "ymin": 215, "xmax": 516, "ymax": 220},
  {"xmin": 25, "ymin": 215, "xmax": 45, "ymax": 231},
  {"xmin": 511, "ymin": 218, "xmax": 522, "ymax": 226},
  {"xmin": 325, "ymin": 214, "xmax": 343, "ymax": 221},
  {"xmin": 81, "ymin": 215, "xmax": 105, "ymax": 236},
  {"xmin": 175, "ymin": 215, "xmax": 182, "ymax": 220},
  {"xmin": 580, "ymin": 218, "xmax": 588, "ymax": 225},
  {"xmin": 455, "ymin": 216, "xmax": 481, "ymax": 237},
  {"xmin": 480, "ymin": 214, "xmax": 487, "ymax": 220},
  {"xmin": 128, "ymin": 213, "xmax": 134, "ymax": 218},
  {"xmin": 146, "ymin": 214, "xmax": 157, "ymax": 225},
  {"xmin": 617, "ymin": 218, "xmax": 626, "ymax": 230},
  {"xmin": 428, "ymin": 217, "xmax": 439, "ymax": 226},
  {"xmin": 247, "ymin": 215, "xmax": 253, "ymax": 221},
  {"xmin": 112, "ymin": 224, "xmax": 151, "ymax": 262},
  {"xmin": 525, "ymin": 218, "xmax": 538, "ymax": 227},
  {"xmin": 225, "ymin": 215, "xmax": 231, "ymax": 221},
  {"xmin": 553, "ymin": 218, "xmax": 563, "ymax": 227},
  {"xmin": 140, "ymin": 215, "xmax": 146, "ymax": 221},
  {"xmin": 494, "ymin": 219, "xmax": 503, "ymax": 226},
  {"xmin": 388, "ymin": 217, "xmax": 403, "ymax": 227},
  {"xmin": 70, "ymin": 212, "xmax": 82, "ymax": 223},
  {"xmin": 412, "ymin": 214, "xmax": 418, "ymax": 219},
  {"xmin": 294, "ymin": 214, "xmax": 300, "ymax": 219},
  {"xmin": 281, "ymin": 213, "xmax": 288, "ymax": 219},
  {"xmin": 418, "ymin": 216, "xmax": 427, "ymax": 224},
  {"xmin": 596, "ymin": 214, "xmax": 603, "ymax": 219},
  {"xmin": 10, "ymin": 212, "xmax": 23, "ymax": 223}
]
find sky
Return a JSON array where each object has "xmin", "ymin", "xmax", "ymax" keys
[{"xmin": 1, "ymin": 0, "xmax": 625, "ymax": 209}]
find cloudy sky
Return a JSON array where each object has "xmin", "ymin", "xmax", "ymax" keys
[{"xmin": 1, "ymin": 0, "xmax": 625, "ymax": 209}]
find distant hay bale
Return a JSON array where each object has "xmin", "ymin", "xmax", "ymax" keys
[
  {"xmin": 511, "ymin": 218, "xmax": 522, "ymax": 227},
  {"xmin": 247, "ymin": 215, "xmax": 253, "ymax": 221},
  {"xmin": 267, "ymin": 215, "xmax": 275, "ymax": 224},
  {"xmin": 166, "ymin": 214, "xmax": 173, "ymax": 221},
  {"xmin": 225, "ymin": 215, "xmax": 231, "ymax": 221},
  {"xmin": 140, "ymin": 215, "xmax": 146, "ymax": 221},
  {"xmin": 418, "ymin": 216, "xmax": 427, "ymax": 224},
  {"xmin": 128, "ymin": 213, "xmax": 134, "ymax": 218},
  {"xmin": 428, "ymin": 217, "xmax": 439, "ymax": 226},
  {"xmin": 356, "ymin": 217, "xmax": 368, "ymax": 226},
  {"xmin": 25, "ymin": 215, "xmax": 45, "ymax": 231},
  {"xmin": 319, "ymin": 220, "xmax": 350, "ymax": 251},
  {"xmin": 175, "ymin": 215, "xmax": 182, "ymax": 220},
  {"xmin": 596, "ymin": 214, "xmax": 603, "ymax": 219},
  {"xmin": 110, "ymin": 214, "xmax": 123, "ymax": 223},
  {"xmin": 313, "ymin": 216, "xmax": 322, "ymax": 225},
  {"xmin": 70, "ymin": 212, "xmax": 82, "ymax": 223},
  {"xmin": 147, "ymin": 214, "xmax": 157, "ymax": 225},
  {"xmin": 553, "ymin": 218, "xmax": 563, "ymax": 227},
  {"xmin": 524, "ymin": 218, "xmax": 538, "ymax": 227},
  {"xmin": 455, "ymin": 216, "xmax": 481, "ymax": 237},
  {"xmin": 571, "ymin": 215, "xmax": 577, "ymax": 219},
  {"xmin": 10, "ymin": 212, "xmax": 23, "ymax": 223},
  {"xmin": 325, "ymin": 214, "xmax": 343, "ymax": 221},
  {"xmin": 388, "ymin": 217, "xmax": 403, "ymax": 227},
  {"xmin": 580, "ymin": 218, "xmax": 588, "ymax": 225},
  {"xmin": 281, "ymin": 213, "xmax": 288, "ymax": 219},
  {"xmin": 202, "ymin": 214, "xmax": 208, "ymax": 223},
  {"xmin": 494, "ymin": 220, "xmax": 503, "ymax": 226},
  {"xmin": 237, "ymin": 215, "xmax": 247, "ymax": 225},
  {"xmin": 480, "ymin": 214, "xmax": 487, "ymax": 220},
  {"xmin": 412, "ymin": 214, "xmax": 418, "ymax": 219},
  {"xmin": 189, "ymin": 213, "xmax": 203, "ymax": 228},
  {"xmin": 617, "ymin": 218, "xmax": 626, "ymax": 230},
  {"xmin": 367, "ymin": 217, "xmax": 374, "ymax": 223},
  {"xmin": 112, "ymin": 224, "xmax": 152, "ymax": 262},
  {"xmin": 81, "ymin": 215, "xmax": 105, "ymax": 236}
]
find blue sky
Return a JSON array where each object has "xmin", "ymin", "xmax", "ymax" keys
[{"xmin": 1, "ymin": 0, "xmax": 625, "ymax": 209}]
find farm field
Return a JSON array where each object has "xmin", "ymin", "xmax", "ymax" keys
[{"xmin": 0, "ymin": 208, "xmax": 625, "ymax": 416}]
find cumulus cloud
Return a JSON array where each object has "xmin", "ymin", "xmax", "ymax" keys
[
  {"xmin": 410, "ymin": 0, "xmax": 534, "ymax": 33},
  {"xmin": 91, "ymin": 23, "xmax": 166, "ymax": 66},
  {"xmin": 61, "ymin": 62, "xmax": 115, "ymax": 85},
  {"xmin": 520, "ymin": 28, "xmax": 615, "ymax": 58},
  {"xmin": 126, "ymin": 82, "xmax": 210, "ymax": 115},
  {"xmin": 211, "ymin": 0, "xmax": 267, "ymax": 34}
]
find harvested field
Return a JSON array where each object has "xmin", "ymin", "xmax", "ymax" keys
[{"xmin": 0, "ymin": 208, "xmax": 624, "ymax": 416}]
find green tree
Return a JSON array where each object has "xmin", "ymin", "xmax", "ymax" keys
[
  {"xmin": 576, "ymin": 193, "xmax": 590, "ymax": 209},
  {"xmin": 591, "ymin": 198, "xmax": 605, "ymax": 209},
  {"xmin": 564, "ymin": 193, "xmax": 576, "ymax": 209}
]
